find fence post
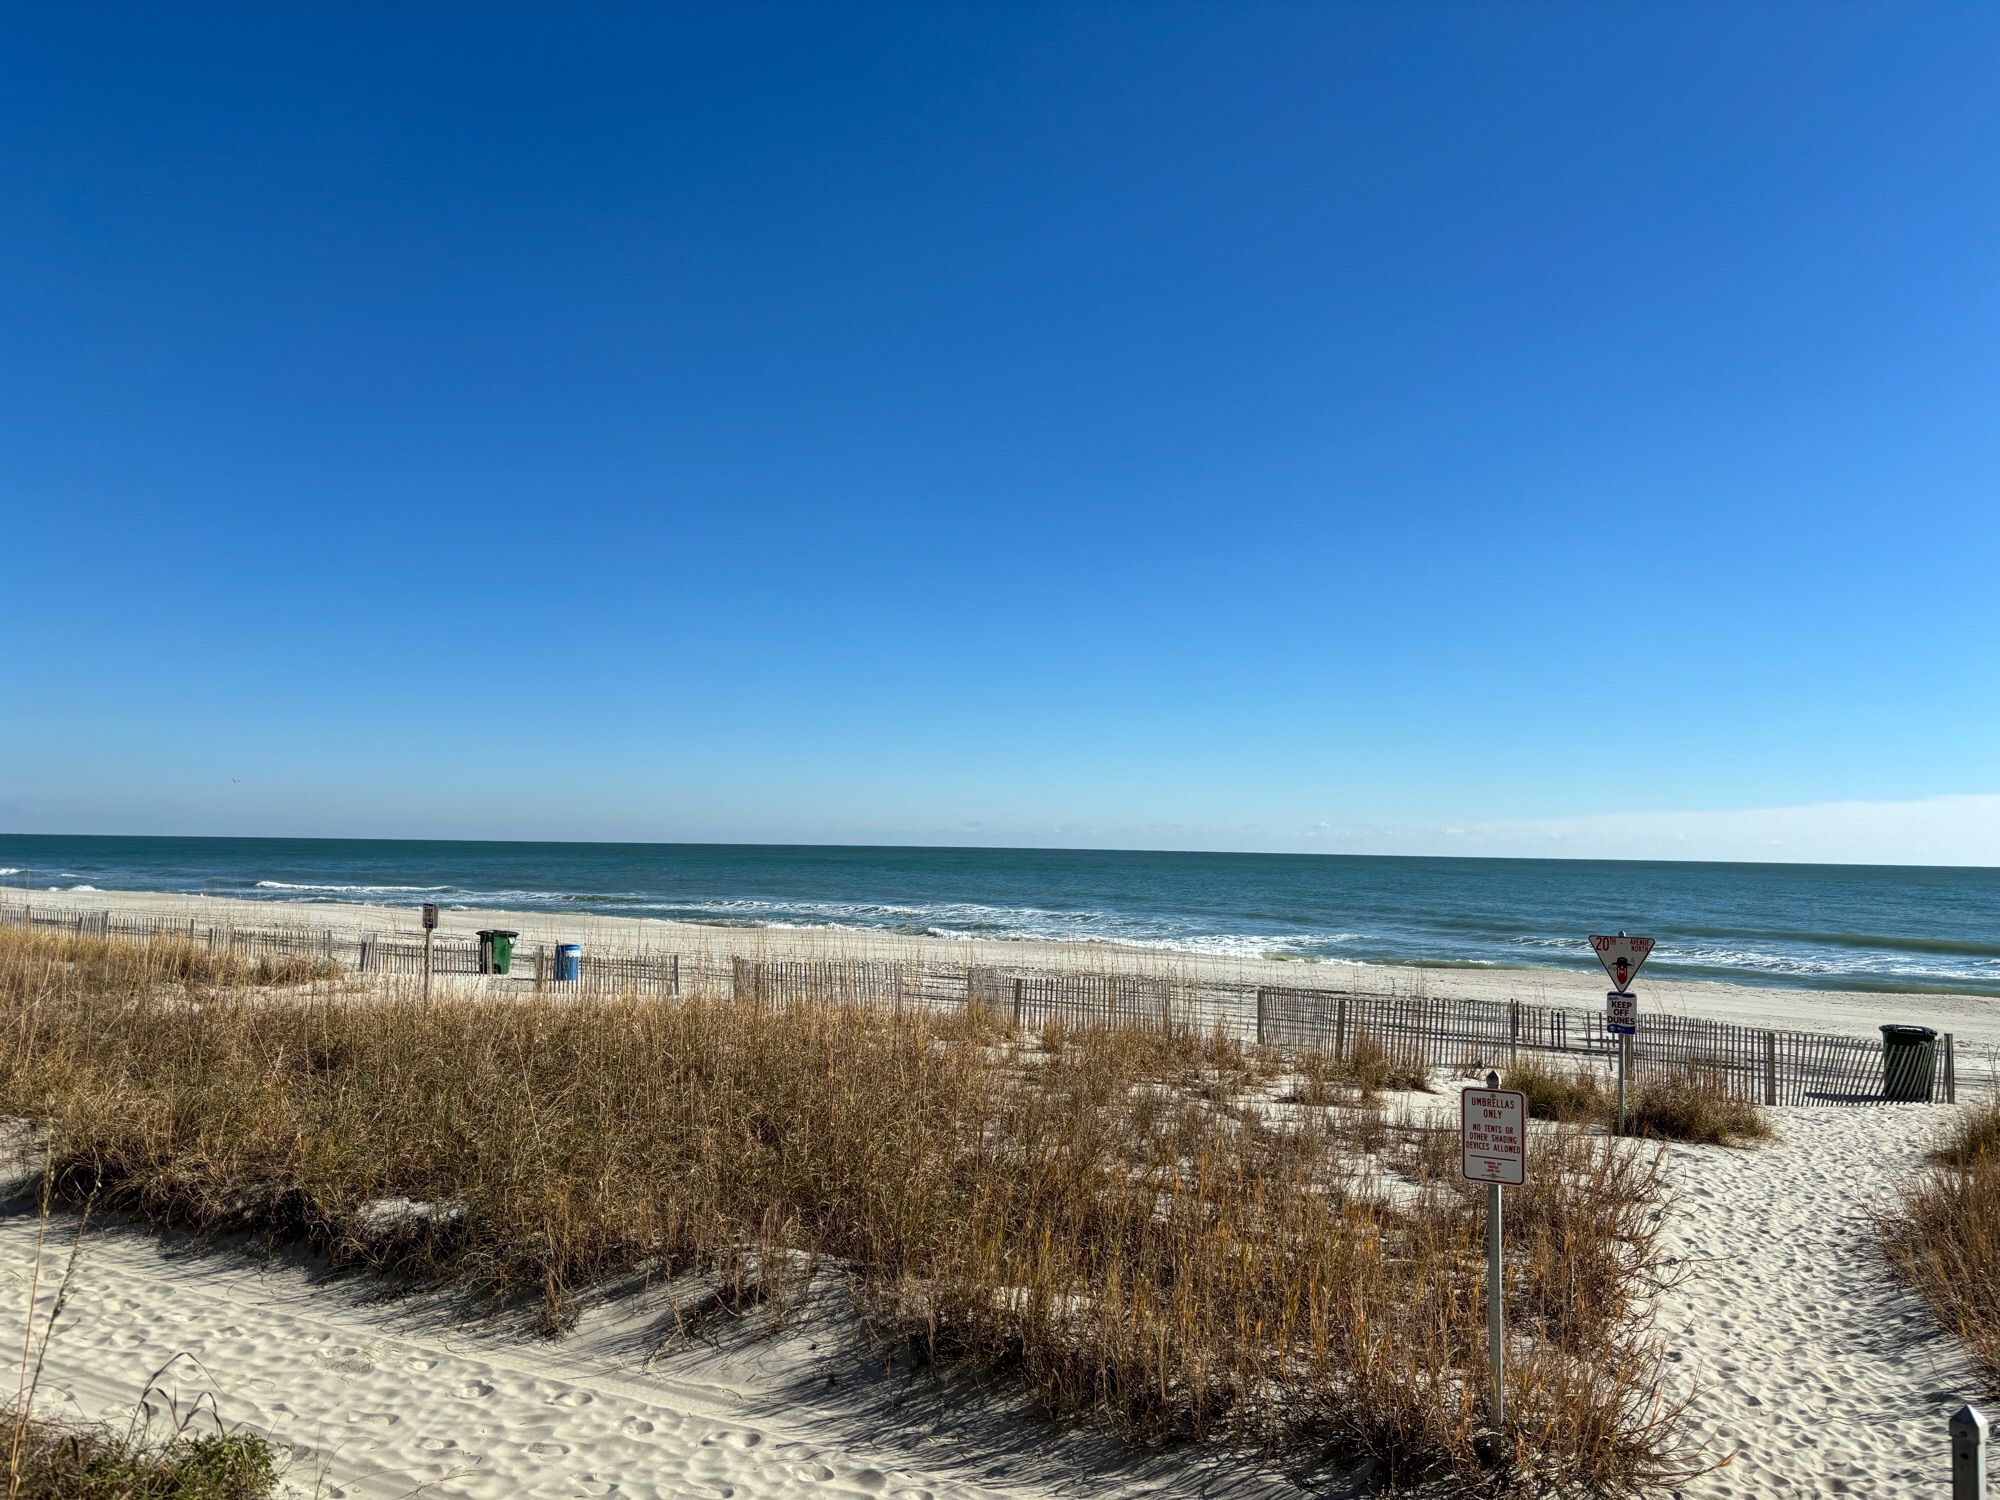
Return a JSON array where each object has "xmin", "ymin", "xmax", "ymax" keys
[
  {"xmin": 1952, "ymin": 1404, "xmax": 1988, "ymax": 1499},
  {"xmin": 1012, "ymin": 976, "xmax": 1023, "ymax": 1027},
  {"xmin": 1945, "ymin": 1033, "xmax": 1957, "ymax": 1105},
  {"xmin": 1335, "ymin": 996, "xmax": 1348, "ymax": 1062},
  {"xmin": 1255, "ymin": 988, "xmax": 1269, "ymax": 1047},
  {"xmin": 1763, "ymin": 1032, "xmax": 1778, "ymax": 1106},
  {"xmin": 1508, "ymin": 999, "xmax": 1520, "ymax": 1065},
  {"xmin": 671, "ymin": 954, "xmax": 681, "ymax": 998}
]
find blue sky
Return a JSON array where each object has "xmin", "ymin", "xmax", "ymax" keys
[{"xmin": 5, "ymin": 4, "xmax": 1997, "ymax": 862}]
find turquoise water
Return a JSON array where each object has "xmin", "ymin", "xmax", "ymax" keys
[{"xmin": 2, "ymin": 834, "xmax": 1997, "ymax": 996}]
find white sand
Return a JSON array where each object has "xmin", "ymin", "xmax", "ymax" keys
[
  {"xmin": 1659, "ymin": 1105, "xmax": 1978, "ymax": 1498},
  {"xmin": 0, "ymin": 1208, "xmax": 1305, "ymax": 1500},
  {"xmin": 10, "ymin": 884, "xmax": 1997, "ymax": 1059}
]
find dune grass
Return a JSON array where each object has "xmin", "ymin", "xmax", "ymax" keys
[
  {"xmin": 0, "ymin": 925, "xmax": 1701, "ymax": 1493},
  {"xmin": 4, "ymin": 1421, "xmax": 276, "ymax": 1500},
  {"xmin": 1506, "ymin": 1057, "xmax": 1614, "ymax": 1124},
  {"xmin": 1882, "ymin": 1096, "xmax": 2000, "ymax": 1389},
  {"xmin": 1627, "ymin": 1067, "xmax": 1774, "ymax": 1146},
  {"xmin": 1504, "ymin": 1056, "xmax": 1773, "ymax": 1146}
]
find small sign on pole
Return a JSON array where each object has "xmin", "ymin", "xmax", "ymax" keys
[
  {"xmin": 1462, "ymin": 1071, "xmax": 1525, "ymax": 1430},
  {"xmin": 420, "ymin": 903, "xmax": 438, "ymax": 1004},
  {"xmin": 1461, "ymin": 1080, "xmax": 1527, "ymax": 1186},
  {"xmin": 1591, "ymin": 934, "xmax": 1652, "ymax": 1134},
  {"xmin": 1590, "ymin": 932, "xmax": 1654, "ymax": 993},
  {"xmin": 1606, "ymin": 991, "xmax": 1638, "ymax": 1035}
]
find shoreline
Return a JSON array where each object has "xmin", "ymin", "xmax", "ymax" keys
[{"xmin": 9, "ymin": 881, "xmax": 1998, "ymax": 1053}]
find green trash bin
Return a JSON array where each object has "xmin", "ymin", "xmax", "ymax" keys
[
  {"xmin": 1880, "ymin": 1023, "xmax": 1938, "ymax": 1102},
  {"xmin": 476, "ymin": 929, "xmax": 520, "ymax": 977}
]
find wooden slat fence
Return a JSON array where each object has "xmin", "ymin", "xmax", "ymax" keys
[{"xmin": 0, "ymin": 897, "xmax": 1964, "ymax": 1106}]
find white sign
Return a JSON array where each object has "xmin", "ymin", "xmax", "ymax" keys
[
  {"xmin": 421, "ymin": 903, "xmax": 439, "ymax": 931},
  {"xmin": 1590, "ymin": 933, "xmax": 1654, "ymax": 993},
  {"xmin": 1606, "ymin": 990, "xmax": 1637, "ymax": 1035},
  {"xmin": 1461, "ymin": 1085, "xmax": 1527, "ymax": 1185}
]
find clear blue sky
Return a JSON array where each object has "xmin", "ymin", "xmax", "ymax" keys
[{"xmin": 5, "ymin": 4, "xmax": 1997, "ymax": 861}]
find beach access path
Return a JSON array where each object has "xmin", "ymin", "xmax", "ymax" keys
[
  {"xmin": 10, "ymin": 883, "xmax": 2000, "ymax": 1061},
  {"xmin": 0, "ymin": 1201, "xmax": 1306, "ymax": 1500},
  {"xmin": 1658, "ymin": 1104, "xmax": 1979, "ymax": 1498}
]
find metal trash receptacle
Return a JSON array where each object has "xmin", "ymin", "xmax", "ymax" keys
[
  {"xmin": 554, "ymin": 943, "xmax": 581, "ymax": 982},
  {"xmin": 475, "ymin": 929, "xmax": 519, "ymax": 976},
  {"xmin": 1880, "ymin": 1023, "xmax": 1939, "ymax": 1102}
]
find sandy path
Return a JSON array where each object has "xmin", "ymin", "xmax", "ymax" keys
[
  {"xmin": 1661, "ymin": 1106, "xmax": 1979, "ymax": 1498},
  {"xmin": 0, "ymin": 1208, "xmax": 1301, "ymax": 1500}
]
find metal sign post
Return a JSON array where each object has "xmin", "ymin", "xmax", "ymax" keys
[
  {"xmin": 421, "ymin": 902, "xmax": 439, "ymax": 1004},
  {"xmin": 1592, "ymin": 935, "xmax": 1652, "ymax": 1137},
  {"xmin": 1462, "ymin": 1071, "xmax": 1526, "ymax": 1428},
  {"xmin": 1606, "ymin": 990, "xmax": 1637, "ymax": 1133},
  {"xmin": 1953, "ymin": 1404, "xmax": 1989, "ymax": 1499}
]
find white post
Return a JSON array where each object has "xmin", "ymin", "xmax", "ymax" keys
[
  {"xmin": 423, "ymin": 927, "xmax": 433, "ymax": 1005},
  {"xmin": 1485, "ymin": 1069, "xmax": 1506, "ymax": 1428},
  {"xmin": 1953, "ymin": 1404, "xmax": 1989, "ymax": 1499}
]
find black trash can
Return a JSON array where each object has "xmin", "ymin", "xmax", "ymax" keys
[
  {"xmin": 1880, "ymin": 1023, "xmax": 1939, "ymax": 1102},
  {"xmin": 475, "ymin": 929, "xmax": 520, "ymax": 976}
]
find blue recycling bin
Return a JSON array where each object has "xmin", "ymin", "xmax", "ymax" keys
[{"xmin": 554, "ymin": 943, "xmax": 581, "ymax": 982}]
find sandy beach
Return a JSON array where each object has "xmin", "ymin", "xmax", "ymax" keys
[
  {"xmin": 0, "ymin": 892, "xmax": 1990, "ymax": 1497},
  {"xmin": 10, "ymin": 882, "xmax": 1997, "ymax": 1059}
]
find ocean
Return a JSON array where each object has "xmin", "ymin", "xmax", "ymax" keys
[{"xmin": 2, "ymin": 834, "xmax": 1997, "ymax": 996}]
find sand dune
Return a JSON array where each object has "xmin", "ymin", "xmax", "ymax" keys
[{"xmin": 2, "ymin": 1097, "xmax": 1982, "ymax": 1497}]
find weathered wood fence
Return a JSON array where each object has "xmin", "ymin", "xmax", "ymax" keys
[{"xmin": 0, "ymin": 898, "xmax": 1960, "ymax": 1106}]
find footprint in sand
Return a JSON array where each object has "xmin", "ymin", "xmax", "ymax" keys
[
  {"xmin": 346, "ymin": 1411, "xmax": 400, "ymax": 1428},
  {"xmin": 525, "ymin": 1440, "xmax": 571, "ymax": 1457},
  {"xmin": 451, "ymin": 1380, "xmax": 495, "ymax": 1400},
  {"xmin": 405, "ymin": 1355, "xmax": 438, "ymax": 1373},
  {"xmin": 417, "ymin": 1437, "xmax": 457, "ymax": 1453},
  {"xmin": 546, "ymin": 1389, "xmax": 593, "ymax": 1407},
  {"xmin": 618, "ymin": 1418, "xmax": 655, "ymax": 1437}
]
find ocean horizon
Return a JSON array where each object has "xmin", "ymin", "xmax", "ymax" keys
[{"xmin": 3, "ymin": 833, "xmax": 1996, "ymax": 998}]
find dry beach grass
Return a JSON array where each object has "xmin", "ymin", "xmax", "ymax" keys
[
  {"xmin": 1503, "ymin": 1056, "xmax": 1774, "ymax": 1146},
  {"xmin": 0, "ymin": 925, "xmax": 1704, "ymax": 1494},
  {"xmin": 1882, "ymin": 1095, "xmax": 2000, "ymax": 1392}
]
